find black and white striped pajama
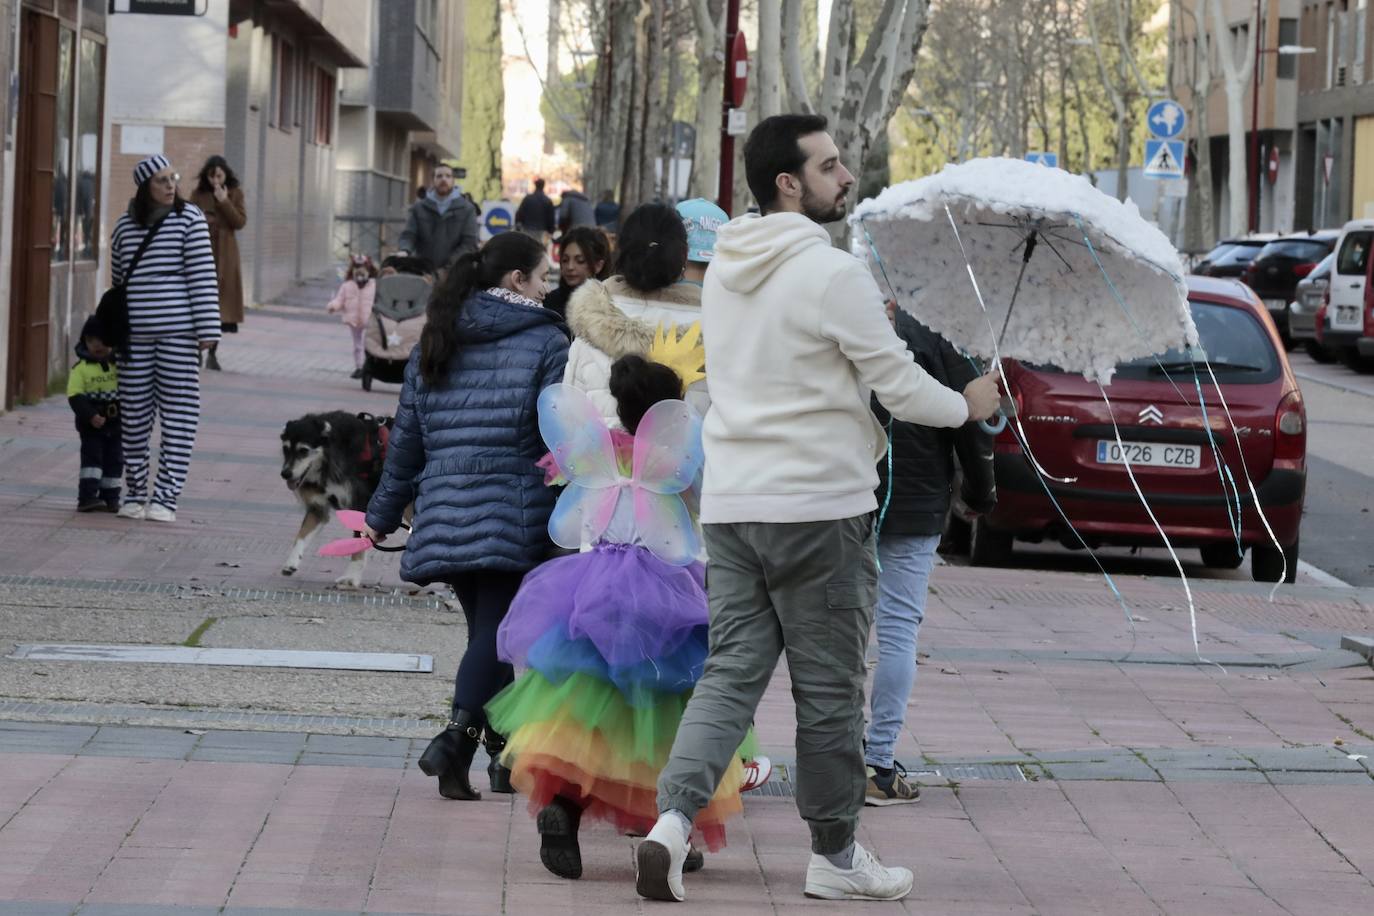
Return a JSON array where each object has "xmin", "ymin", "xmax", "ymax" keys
[{"xmin": 110, "ymin": 203, "xmax": 221, "ymax": 512}]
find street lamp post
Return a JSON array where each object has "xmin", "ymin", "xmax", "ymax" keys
[{"xmin": 1248, "ymin": 33, "xmax": 1315, "ymax": 232}]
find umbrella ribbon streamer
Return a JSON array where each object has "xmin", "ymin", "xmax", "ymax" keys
[
  {"xmin": 939, "ymin": 205, "xmax": 1077, "ymax": 485},
  {"xmin": 1072, "ymin": 215, "xmax": 1287, "ymax": 599},
  {"xmin": 1096, "ymin": 382, "xmax": 1221, "ymax": 670}
]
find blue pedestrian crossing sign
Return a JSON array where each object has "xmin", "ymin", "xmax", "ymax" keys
[
  {"xmin": 1024, "ymin": 151, "xmax": 1058, "ymax": 168},
  {"xmin": 1147, "ymin": 100, "xmax": 1186, "ymax": 140},
  {"xmin": 1143, "ymin": 139, "xmax": 1185, "ymax": 178}
]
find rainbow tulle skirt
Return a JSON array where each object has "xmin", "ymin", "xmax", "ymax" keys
[{"xmin": 486, "ymin": 543, "xmax": 745, "ymax": 850}]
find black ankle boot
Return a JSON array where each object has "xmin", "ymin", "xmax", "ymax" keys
[
  {"xmin": 417, "ymin": 710, "xmax": 482, "ymax": 800},
  {"xmin": 484, "ymin": 728, "xmax": 514, "ymax": 794},
  {"xmin": 537, "ymin": 796, "xmax": 583, "ymax": 879}
]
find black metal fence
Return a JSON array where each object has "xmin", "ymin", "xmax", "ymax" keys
[{"xmin": 332, "ymin": 217, "xmax": 407, "ymax": 264}]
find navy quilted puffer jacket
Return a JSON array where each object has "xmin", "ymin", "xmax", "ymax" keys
[{"xmin": 365, "ymin": 289, "xmax": 570, "ymax": 584}]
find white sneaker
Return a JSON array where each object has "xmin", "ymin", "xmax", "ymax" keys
[
  {"xmin": 740, "ymin": 755, "xmax": 773, "ymax": 792},
  {"xmin": 804, "ymin": 842, "xmax": 914, "ymax": 901},
  {"xmin": 115, "ymin": 502, "xmax": 146, "ymax": 520},
  {"xmin": 146, "ymin": 502, "xmax": 176, "ymax": 523},
  {"xmin": 636, "ymin": 813, "xmax": 690, "ymax": 902}
]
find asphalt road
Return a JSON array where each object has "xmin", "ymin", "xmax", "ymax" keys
[{"xmin": 980, "ymin": 351, "xmax": 1374, "ymax": 587}]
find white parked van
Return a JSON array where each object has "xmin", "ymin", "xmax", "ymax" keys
[{"xmin": 1319, "ymin": 219, "xmax": 1374, "ymax": 369}]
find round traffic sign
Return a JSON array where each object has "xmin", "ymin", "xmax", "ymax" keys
[{"xmin": 1146, "ymin": 100, "xmax": 1186, "ymax": 140}]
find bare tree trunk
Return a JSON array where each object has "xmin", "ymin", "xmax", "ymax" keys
[
  {"xmin": 780, "ymin": 0, "xmax": 815, "ymax": 112},
  {"xmin": 1210, "ymin": 0, "xmax": 1259, "ymax": 236},
  {"xmin": 1182, "ymin": 1, "xmax": 1216, "ymax": 250},
  {"xmin": 544, "ymin": 0, "xmax": 562, "ymax": 155},
  {"xmin": 641, "ymin": 0, "xmax": 670, "ymax": 204},
  {"xmin": 688, "ymin": 0, "xmax": 724, "ymax": 198},
  {"xmin": 757, "ymin": 0, "xmax": 783, "ymax": 118},
  {"xmin": 588, "ymin": 0, "xmax": 641, "ymax": 199},
  {"xmin": 823, "ymin": 0, "xmax": 933, "ymax": 244}
]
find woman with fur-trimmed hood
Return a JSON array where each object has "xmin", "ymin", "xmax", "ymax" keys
[{"xmin": 564, "ymin": 203, "xmax": 706, "ymax": 424}]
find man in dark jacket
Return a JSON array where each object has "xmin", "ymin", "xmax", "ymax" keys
[
  {"xmin": 398, "ymin": 164, "xmax": 479, "ymax": 272},
  {"xmin": 556, "ymin": 188, "xmax": 596, "ymax": 232},
  {"xmin": 515, "ymin": 178, "xmax": 557, "ymax": 238},
  {"xmin": 864, "ymin": 307, "xmax": 996, "ymax": 806}
]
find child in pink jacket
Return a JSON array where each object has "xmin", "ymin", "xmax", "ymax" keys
[{"xmin": 328, "ymin": 255, "xmax": 378, "ymax": 378}]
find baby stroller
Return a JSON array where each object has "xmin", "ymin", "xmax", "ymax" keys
[{"xmin": 361, "ymin": 265, "xmax": 431, "ymax": 391}]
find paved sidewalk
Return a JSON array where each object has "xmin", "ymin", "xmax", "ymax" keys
[
  {"xmin": 0, "ymin": 286, "xmax": 414, "ymax": 593},
  {"xmin": 2, "ymin": 286, "xmax": 1374, "ymax": 913}
]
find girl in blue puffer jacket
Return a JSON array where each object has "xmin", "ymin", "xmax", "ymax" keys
[{"xmin": 365, "ymin": 230, "xmax": 570, "ymax": 801}]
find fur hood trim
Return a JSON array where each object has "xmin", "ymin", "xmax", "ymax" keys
[{"xmin": 566, "ymin": 277, "xmax": 701, "ymax": 358}]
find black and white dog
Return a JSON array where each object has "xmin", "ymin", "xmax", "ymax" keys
[{"xmin": 279, "ymin": 411, "xmax": 394, "ymax": 589}]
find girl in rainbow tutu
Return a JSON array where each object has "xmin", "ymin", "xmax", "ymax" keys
[{"xmin": 485, "ymin": 341, "xmax": 749, "ymax": 880}]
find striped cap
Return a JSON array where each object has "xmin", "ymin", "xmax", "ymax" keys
[{"xmin": 132, "ymin": 154, "xmax": 171, "ymax": 187}]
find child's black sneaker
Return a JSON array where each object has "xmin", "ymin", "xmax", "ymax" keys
[
  {"xmin": 77, "ymin": 499, "xmax": 104, "ymax": 513},
  {"xmin": 864, "ymin": 762, "xmax": 920, "ymax": 806}
]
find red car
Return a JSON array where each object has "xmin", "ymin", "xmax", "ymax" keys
[{"xmin": 956, "ymin": 276, "xmax": 1305, "ymax": 583}]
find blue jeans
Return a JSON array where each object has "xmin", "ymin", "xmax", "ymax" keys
[{"xmin": 864, "ymin": 533, "xmax": 940, "ymax": 769}]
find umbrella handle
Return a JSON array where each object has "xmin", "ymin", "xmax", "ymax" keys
[{"xmin": 979, "ymin": 413, "xmax": 1008, "ymax": 436}]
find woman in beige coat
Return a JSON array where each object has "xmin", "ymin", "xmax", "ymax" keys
[{"xmin": 191, "ymin": 156, "xmax": 247, "ymax": 371}]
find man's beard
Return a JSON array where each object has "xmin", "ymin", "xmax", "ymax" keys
[{"xmin": 800, "ymin": 181, "xmax": 848, "ymax": 224}]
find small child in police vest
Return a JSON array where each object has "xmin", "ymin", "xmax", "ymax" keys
[{"xmin": 67, "ymin": 316, "xmax": 123, "ymax": 512}]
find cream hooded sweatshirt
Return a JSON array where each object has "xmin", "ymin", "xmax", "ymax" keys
[{"xmin": 700, "ymin": 211, "xmax": 969, "ymax": 524}]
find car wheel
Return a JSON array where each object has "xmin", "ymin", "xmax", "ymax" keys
[
  {"xmin": 968, "ymin": 517, "xmax": 1013, "ymax": 567},
  {"xmin": 1338, "ymin": 348, "xmax": 1374, "ymax": 373},
  {"xmin": 1303, "ymin": 340, "xmax": 1335, "ymax": 363},
  {"xmin": 1199, "ymin": 542, "xmax": 1245, "ymax": 570},
  {"xmin": 941, "ymin": 511, "xmax": 972, "ymax": 556},
  {"xmin": 1251, "ymin": 538, "xmax": 1298, "ymax": 584}
]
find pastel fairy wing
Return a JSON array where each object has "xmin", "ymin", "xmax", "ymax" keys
[
  {"xmin": 548, "ymin": 484, "xmax": 621, "ymax": 549},
  {"xmin": 631, "ymin": 399, "xmax": 703, "ymax": 495},
  {"xmin": 538, "ymin": 384, "xmax": 619, "ymax": 487},
  {"xmin": 632, "ymin": 489, "xmax": 700, "ymax": 566},
  {"xmin": 335, "ymin": 509, "xmax": 368, "ymax": 532},
  {"xmin": 318, "ymin": 536, "xmax": 372, "ymax": 557}
]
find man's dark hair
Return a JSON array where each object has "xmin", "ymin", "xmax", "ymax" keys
[
  {"xmin": 434, "ymin": 163, "xmax": 454, "ymax": 175},
  {"xmin": 534, "ymin": 178, "xmax": 545, "ymax": 192},
  {"xmin": 744, "ymin": 114, "xmax": 829, "ymax": 212}
]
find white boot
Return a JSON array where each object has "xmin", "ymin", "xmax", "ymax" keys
[
  {"xmin": 804, "ymin": 842, "xmax": 914, "ymax": 901},
  {"xmin": 636, "ymin": 812, "xmax": 690, "ymax": 902}
]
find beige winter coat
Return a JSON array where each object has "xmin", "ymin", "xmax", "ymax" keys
[{"xmin": 564, "ymin": 277, "xmax": 708, "ymax": 424}]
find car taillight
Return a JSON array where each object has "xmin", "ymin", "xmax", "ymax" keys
[
  {"xmin": 1274, "ymin": 390, "xmax": 1305, "ymax": 462},
  {"xmin": 1292, "ymin": 262, "xmax": 1317, "ymax": 278}
]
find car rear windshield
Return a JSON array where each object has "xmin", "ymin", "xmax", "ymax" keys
[
  {"xmin": 1213, "ymin": 243, "xmax": 1264, "ymax": 265},
  {"xmin": 1202, "ymin": 243, "xmax": 1236, "ymax": 262},
  {"xmin": 1255, "ymin": 239, "xmax": 1331, "ymax": 262},
  {"xmin": 1336, "ymin": 231, "xmax": 1372, "ymax": 275},
  {"xmin": 1028, "ymin": 302, "xmax": 1279, "ymax": 384}
]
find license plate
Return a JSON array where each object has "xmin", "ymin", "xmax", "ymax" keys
[
  {"xmin": 1263, "ymin": 298, "xmax": 1287, "ymax": 312},
  {"xmin": 1096, "ymin": 440, "xmax": 1201, "ymax": 469},
  {"xmin": 1334, "ymin": 304, "xmax": 1361, "ymax": 329}
]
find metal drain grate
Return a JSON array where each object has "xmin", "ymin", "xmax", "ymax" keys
[
  {"xmin": 0, "ymin": 574, "xmax": 447, "ymax": 609},
  {"xmin": 745, "ymin": 761, "xmax": 1026, "ymax": 799}
]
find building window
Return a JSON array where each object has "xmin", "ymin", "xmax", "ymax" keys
[
  {"xmin": 278, "ymin": 39, "xmax": 296, "ymax": 130},
  {"xmin": 314, "ymin": 68, "xmax": 335, "ymax": 146},
  {"xmin": 52, "ymin": 27, "xmax": 75, "ymax": 264},
  {"xmin": 1278, "ymin": 19, "xmax": 1298, "ymax": 78},
  {"xmin": 75, "ymin": 37, "xmax": 103, "ymax": 261}
]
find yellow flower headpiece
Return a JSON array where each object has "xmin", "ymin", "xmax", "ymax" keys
[{"xmin": 648, "ymin": 321, "xmax": 707, "ymax": 393}]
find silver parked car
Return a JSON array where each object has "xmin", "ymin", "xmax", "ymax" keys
[{"xmin": 1288, "ymin": 251, "xmax": 1335, "ymax": 362}]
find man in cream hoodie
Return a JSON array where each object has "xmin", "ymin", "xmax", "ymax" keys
[{"xmin": 635, "ymin": 115, "xmax": 1001, "ymax": 904}]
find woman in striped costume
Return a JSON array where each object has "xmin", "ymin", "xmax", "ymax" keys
[{"xmin": 111, "ymin": 155, "xmax": 221, "ymax": 524}]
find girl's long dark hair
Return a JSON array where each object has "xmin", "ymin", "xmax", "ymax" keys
[
  {"xmin": 560, "ymin": 226, "xmax": 612, "ymax": 282},
  {"xmin": 419, "ymin": 231, "xmax": 548, "ymax": 387},
  {"xmin": 131, "ymin": 181, "xmax": 186, "ymax": 226},
  {"xmin": 615, "ymin": 203, "xmax": 688, "ymax": 293},
  {"xmin": 196, "ymin": 155, "xmax": 241, "ymax": 193}
]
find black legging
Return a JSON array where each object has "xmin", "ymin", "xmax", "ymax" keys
[{"xmin": 449, "ymin": 570, "xmax": 526, "ymax": 723}]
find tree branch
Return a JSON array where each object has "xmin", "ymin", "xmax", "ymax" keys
[{"xmin": 780, "ymin": 0, "xmax": 815, "ymax": 112}]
